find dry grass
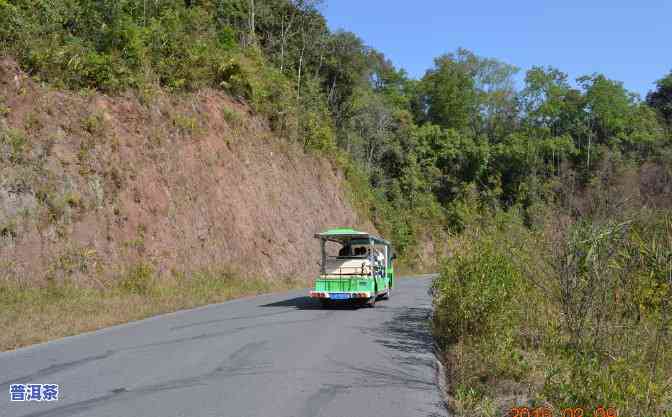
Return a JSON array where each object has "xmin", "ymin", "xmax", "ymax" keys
[
  {"xmin": 0, "ymin": 270, "xmax": 304, "ymax": 352},
  {"xmin": 434, "ymin": 203, "xmax": 672, "ymax": 417}
]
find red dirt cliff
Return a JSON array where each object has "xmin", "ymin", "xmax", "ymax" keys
[{"xmin": 0, "ymin": 58, "xmax": 372, "ymax": 287}]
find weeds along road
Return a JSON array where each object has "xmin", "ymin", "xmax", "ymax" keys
[{"xmin": 0, "ymin": 275, "xmax": 447, "ymax": 417}]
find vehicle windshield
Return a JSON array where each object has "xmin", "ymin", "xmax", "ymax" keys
[
  {"xmin": 322, "ymin": 239, "xmax": 389, "ymax": 262},
  {"xmin": 324, "ymin": 239, "xmax": 372, "ymax": 259},
  {"xmin": 325, "ymin": 241, "xmax": 367, "ymax": 259}
]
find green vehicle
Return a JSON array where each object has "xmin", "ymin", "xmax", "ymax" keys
[{"xmin": 310, "ymin": 228, "xmax": 395, "ymax": 307}]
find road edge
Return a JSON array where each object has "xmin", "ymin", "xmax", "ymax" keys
[
  {"xmin": 1, "ymin": 275, "xmax": 432, "ymax": 357},
  {"xmin": 434, "ymin": 343, "xmax": 453, "ymax": 415}
]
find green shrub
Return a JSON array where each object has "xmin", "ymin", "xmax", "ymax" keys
[
  {"xmin": 2, "ymin": 2, "xmax": 240, "ymax": 93},
  {"xmin": 0, "ymin": 128, "xmax": 28, "ymax": 164},
  {"xmin": 172, "ymin": 113, "xmax": 199, "ymax": 135},
  {"xmin": 433, "ymin": 211, "xmax": 525, "ymax": 345},
  {"xmin": 82, "ymin": 112, "xmax": 105, "ymax": 135},
  {"xmin": 118, "ymin": 263, "xmax": 155, "ymax": 295},
  {"xmin": 221, "ymin": 107, "xmax": 243, "ymax": 128}
]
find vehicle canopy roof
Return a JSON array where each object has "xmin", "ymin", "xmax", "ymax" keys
[{"xmin": 314, "ymin": 228, "xmax": 391, "ymax": 246}]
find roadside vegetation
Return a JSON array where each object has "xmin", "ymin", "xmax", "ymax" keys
[
  {"xmin": 426, "ymin": 60, "xmax": 672, "ymax": 417},
  {"xmin": 1, "ymin": 266, "xmax": 299, "ymax": 351},
  {"xmin": 1, "ymin": 2, "xmax": 672, "ymax": 411},
  {"xmin": 434, "ymin": 184, "xmax": 672, "ymax": 416}
]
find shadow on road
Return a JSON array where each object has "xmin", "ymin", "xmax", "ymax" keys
[
  {"xmin": 260, "ymin": 297, "xmax": 363, "ymax": 310},
  {"xmin": 354, "ymin": 305, "xmax": 437, "ymax": 370},
  {"xmin": 378, "ymin": 306, "xmax": 434, "ymax": 355}
]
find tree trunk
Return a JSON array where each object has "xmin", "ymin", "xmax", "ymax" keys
[
  {"xmin": 248, "ymin": 0, "xmax": 255, "ymax": 45},
  {"xmin": 280, "ymin": 18, "xmax": 285, "ymax": 72},
  {"xmin": 587, "ymin": 131, "xmax": 592, "ymax": 171},
  {"xmin": 315, "ymin": 50, "xmax": 324, "ymax": 78},
  {"xmin": 280, "ymin": 14, "xmax": 295, "ymax": 73},
  {"xmin": 297, "ymin": 43, "xmax": 305, "ymax": 100},
  {"xmin": 328, "ymin": 76, "xmax": 337, "ymax": 105}
]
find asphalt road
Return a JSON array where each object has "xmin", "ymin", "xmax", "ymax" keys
[{"xmin": 1, "ymin": 275, "xmax": 447, "ymax": 417}]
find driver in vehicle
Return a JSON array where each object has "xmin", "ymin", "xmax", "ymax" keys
[{"xmin": 338, "ymin": 244, "xmax": 351, "ymax": 257}]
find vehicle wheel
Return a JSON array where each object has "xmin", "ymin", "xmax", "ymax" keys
[
  {"xmin": 366, "ymin": 295, "xmax": 376, "ymax": 308},
  {"xmin": 381, "ymin": 288, "xmax": 390, "ymax": 300}
]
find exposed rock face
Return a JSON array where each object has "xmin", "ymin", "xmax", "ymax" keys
[{"xmin": 0, "ymin": 58, "xmax": 372, "ymax": 286}]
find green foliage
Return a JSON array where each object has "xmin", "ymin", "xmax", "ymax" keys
[
  {"xmin": 434, "ymin": 199, "xmax": 672, "ymax": 416},
  {"xmin": 82, "ymin": 112, "xmax": 105, "ymax": 135},
  {"xmin": 2, "ymin": 1, "xmax": 244, "ymax": 93},
  {"xmin": 0, "ymin": 128, "xmax": 29, "ymax": 164},
  {"xmin": 236, "ymin": 49, "xmax": 298, "ymax": 136},
  {"xmin": 539, "ymin": 215, "xmax": 672, "ymax": 414},
  {"xmin": 118, "ymin": 262, "xmax": 155, "ymax": 295},
  {"xmin": 433, "ymin": 210, "xmax": 525, "ymax": 345},
  {"xmin": 453, "ymin": 385, "xmax": 497, "ymax": 417},
  {"xmin": 419, "ymin": 52, "xmax": 479, "ymax": 131},
  {"xmin": 413, "ymin": 124, "xmax": 490, "ymax": 204},
  {"xmin": 520, "ymin": 66, "xmax": 581, "ymax": 137},
  {"xmin": 221, "ymin": 107, "xmax": 243, "ymax": 128},
  {"xmin": 647, "ymin": 70, "xmax": 672, "ymax": 129},
  {"xmin": 580, "ymin": 75, "xmax": 634, "ymax": 143},
  {"xmin": 298, "ymin": 77, "xmax": 337, "ymax": 152},
  {"xmin": 172, "ymin": 113, "xmax": 199, "ymax": 135},
  {"xmin": 492, "ymin": 133, "xmax": 577, "ymax": 204},
  {"xmin": 339, "ymin": 154, "xmax": 441, "ymax": 261},
  {"xmin": 621, "ymin": 104, "xmax": 667, "ymax": 158}
]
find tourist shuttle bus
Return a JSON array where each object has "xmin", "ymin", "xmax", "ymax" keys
[{"xmin": 310, "ymin": 228, "xmax": 395, "ymax": 307}]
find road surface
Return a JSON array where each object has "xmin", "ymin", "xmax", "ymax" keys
[{"xmin": 1, "ymin": 275, "xmax": 447, "ymax": 417}]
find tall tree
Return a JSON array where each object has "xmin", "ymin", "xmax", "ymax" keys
[
  {"xmin": 579, "ymin": 74, "xmax": 634, "ymax": 145},
  {"xmin": 319, "ymin": 31, "xmax": 370, "ymax": 129},
  {"xmin": 647, "ymin": 70, "xmax": 672, "ymax": 129},
  {"xmin": 419, "ymin": 53, "xmax": 478, "ymax": 131},
  {"xmin": 457, "ymin": 49, "xmax": 519, "ymax": 142},
  {"xmin": 520, "ymin": 66, "xmax": 579, "ymax": 136}
]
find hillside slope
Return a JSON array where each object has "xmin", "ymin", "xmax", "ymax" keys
[{"xmin": 0, "ymin": 57, "xmax": 371, "ymax": 288}]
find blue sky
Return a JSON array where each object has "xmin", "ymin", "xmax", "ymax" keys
[{"xmin": 322, "ymin": 0, "xmax": 671, "ymax": 98}]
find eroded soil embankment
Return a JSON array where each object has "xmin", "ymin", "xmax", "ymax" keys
[{"xmin": 0, "ymin": 57, "xmax": 371, "ymax": 287}]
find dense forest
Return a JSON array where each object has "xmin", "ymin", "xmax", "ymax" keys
[{"xmin": 2, "ymin": 1, "xmax": 672, "ymax": 415}]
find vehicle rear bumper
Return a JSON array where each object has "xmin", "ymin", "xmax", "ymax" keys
[{"xmin": 309, "ymin": 291, "xmax": 371, "ymax": 299}]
